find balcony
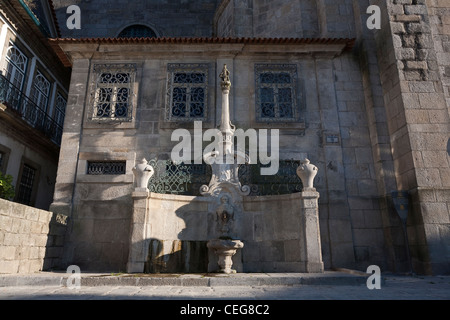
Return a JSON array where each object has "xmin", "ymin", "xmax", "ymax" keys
[{"xmin": 0, "ymin": 74, "xmax": 62, "ymax": 146}]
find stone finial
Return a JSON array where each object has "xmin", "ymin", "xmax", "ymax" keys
[
  {"xmin": 296, "ymin": 158, "xmax": 318, "ymax": 191},
  {"xmin": 219, "ymin": 64, "xmax": 231, "ymax": 91},
  {"xmin": 132, "ymin": 158, "xmax": 154, "ymax": 190}
]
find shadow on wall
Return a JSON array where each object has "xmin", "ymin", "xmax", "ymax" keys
[
  {"xmin": 42, "ymin": 212, "xmax": 69, "ymax": 271},
  {"xmin": 143, "ymin": 198, "xmax": 213, "ymax": 273},
  {"xmin": 144, "ymin": 239, "xmax": 209, "ymax": 273},
  {"xmin": 447, "ymin": 138, "xmax": 450, "ymax": 157}
]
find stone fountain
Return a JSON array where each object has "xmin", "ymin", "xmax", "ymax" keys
[
  {"xmin": 202, "ymin": 64, "xmax": 248, "ymax": 273},
  {"xmin": 127, "ymin": 64, "xmax": 324, "ymax": 274}
]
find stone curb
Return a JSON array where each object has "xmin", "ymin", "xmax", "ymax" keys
[{"xmin": 0, "ymin": 272, "xmax": 371, "ymax": 287}]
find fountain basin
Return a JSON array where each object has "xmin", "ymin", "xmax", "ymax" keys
[{"xmin": 207, "ymin": 239, "xmax": 244, "ymax": 274}]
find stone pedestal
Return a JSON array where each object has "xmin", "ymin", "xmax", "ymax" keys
[
  {"xmin": 300, "ymin": 190, "xmax": 324, "ymax": 273},
  {"xmin": 207, "ymin": 239, "xmax": 244, "ymax": 274},
  {"xmin": 126, "ymin": 190, "xmax": 149, "ymax": 273}
]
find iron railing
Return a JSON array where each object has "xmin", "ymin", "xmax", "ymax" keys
[
  {"xmin": 148, "ymin": 159, "xmax": 212, "ymax": 196},
  {"xmin": 147, "ymin": 159, "xmax": 303, "ymax": 197},
  {"xmin": 0, "ymin": 74, "xmax": 62, "ymax": 146}
]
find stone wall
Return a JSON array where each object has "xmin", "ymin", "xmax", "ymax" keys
[
  {"xmin": 428, "ymin": 0, "xmax": 450, "ymax": 112},
  {"xmin": 0, "ymin": 199, "xmax": 67, "ymax": 274},
  {"xmin": 373, "ymin": 0, "xmax": 450, "ymax": 274},
  {"xmin": 214, "ymin": 0, "xmax": 320, "ymax": 38},
  {"xmin": 127, "ymin": 191, "xmax": 322, "ymax": 273},
  {"xmin": 52, "ymin": 0, "xmax": 219, "ymax": 38}
]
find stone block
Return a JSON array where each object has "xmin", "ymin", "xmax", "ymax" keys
[
  {"xmin": 395, "ymin": 14, "xmax": 421, "ymax": 22},
  {"xmin": 0, "ymin": 199, "xmax": 12, "ymax": 215},
  {"xmin": 328, "ymin": 219, "xmax": 354, "ymax": 243},
  {"xmin": 418, "ymin": 93, "xmax": 446, "ymax": 109},
  {"xmin": 406, "ymin": 61, "xmax": 428, "ymax": 70},
  {"xmin": 0, "ymin": 215, "xmax": 13, "ymax": 233},
  {"xmin": 0, "ymin": 246, "xmax": 16, "ymax": 260},
  {"xmin": 396, "ymin": 48, "xmax": 415, "ymax": 60},
  {"xmin": 420, "ymin": 202, "xmax": 450, "ymax": 224},
  {"xmin": 408, "ymin": 81, "xmax": 436, "ymax": 93},
  {"xmin": 0, "ymin": 260, "xmax": 19, "ymax": 274}
]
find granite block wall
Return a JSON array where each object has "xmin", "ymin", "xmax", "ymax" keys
[{"xmin": 0, "ymin": 199, "xmax": 67, "ymax": 274}]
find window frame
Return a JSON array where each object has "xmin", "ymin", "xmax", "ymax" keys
[
  {"xmin": 15, "ymin": 158, "xmax": 40, "ymax": 207},
  {"xmin": 30, "ymin": 70, "xmax": 51, "ymax": 111},
  {"xmin": 89, "ymin": 63, "xmax": 137, "ymax": 123},
  {"xmin": 54, "ymin": 92, "xmax": 67, "ymax": 127},
  {"xmin": 254, "ymin": 64, "xmax": 299, "ymax": 123},
  {"xmin": 3, "ymin": 43, "xmax": 28, "ymax": 91},
  {"xmin": 165, "ymin": 63, "xmax": 209, "ymax": 122}
]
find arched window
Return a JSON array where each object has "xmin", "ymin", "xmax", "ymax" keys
[
  {"xmin": 117, "ymin": 25, "xmax": 157, "ymax": 38},
  {"xmin": 30, "ymin": 71, "xmax": 51, "ymax": 111},
  {"xmin": 4, "ymin": 45, "xmax": 28, "ymax": 90}
]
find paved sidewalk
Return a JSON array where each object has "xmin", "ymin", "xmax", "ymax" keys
[{"xmin": 0, "ymin": 271, "xmax": 449, "ymax": 300}]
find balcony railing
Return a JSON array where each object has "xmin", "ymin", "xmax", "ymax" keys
[{"xmin": 0, "ymin": 74, "xmax": 62, "ymax": 146}]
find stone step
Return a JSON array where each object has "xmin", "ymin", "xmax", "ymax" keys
[{"xmin": 0, "ymin": 271, "xmax": 372, "ymax": 287}]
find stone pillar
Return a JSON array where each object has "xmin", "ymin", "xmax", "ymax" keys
[
  {"xmin": 126, "ymin": 190, "xmax": 149, "ymax": 273},
  {"xmin": 50, "ymin": 58, "xmax": 91, "ymax": 269},
  {"xmin": 300, "ymin": 191, "xmax": 324, "ymax": 273},
  {"xmin": 373, "ymin": 0, "xmax": 450, "ymax": 275}
]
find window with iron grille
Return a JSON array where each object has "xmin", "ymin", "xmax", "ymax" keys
[
  {"xmin": 255, "ymin": 64, "xmax": 298, "ymax": 122},
  {"xmin": 90, "ymin": 64, "xmax": 136, "ymax": 122},
  {"xmin": 87, "ymin": 161, "xmax": 126, "ymax": 175},
  {"xmin": 16, "ymin": 164, "xmax": 36, "ymax": 205},
  {"xmin": 3, "ymin": 44, "xmax": 28, "ymax": 90},
  {"xmin": 166, "ymin": 63, "xmax": 208, "ymax": 122}
]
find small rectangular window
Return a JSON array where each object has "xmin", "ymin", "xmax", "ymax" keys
[
  {"xmin": 87, "ymin": 161, "xmax": 126, "ymax": 175},
  {"xmin": 255, "ymin": 64, "xmax": 298, "ymax": 122},
  {"xmin": 166, "ymin": 63, "xmax": 208, "ymax": 122},
  {"xmin": 16, "ymin": 164, "xmax": 37, "ymax": 205}
]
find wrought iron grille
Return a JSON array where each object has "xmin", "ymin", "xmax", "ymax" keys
[
  {"xmin": 0, "ymin": 74, "xmax": 63, "ymax": 146},
  {"xmin": 255, "ymin": 64, "xmax": 298, "ymax": 122},
  {"xmin": 147, "ymin": 159, "xmax": 303, "ymax": 196},
  {"xmin": 166, "ymin": 64, "xmax": 208, "ymax": 122},
  {"xmin": 90, "ymin": 64, "xmax": 136, "ymax": 122},
  {"xmin": 87, "ymin": 161, "xmax": 126, "ymax": 175},
  {"xmin": 238, "ymin": 160, "xmax": 303, "ymax": 196},
  {"xmin": 147, "ymin": 159, "xmax": 212, "ymax": 196}
]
